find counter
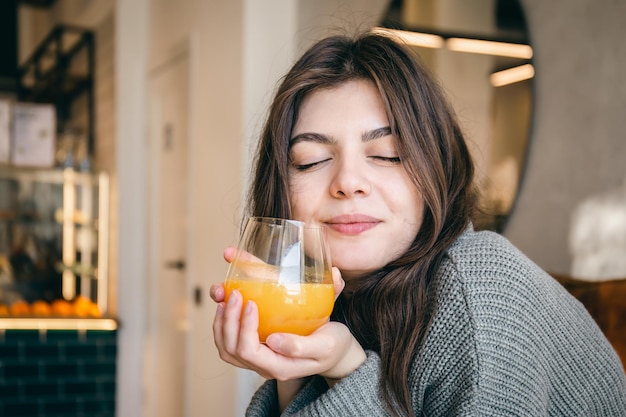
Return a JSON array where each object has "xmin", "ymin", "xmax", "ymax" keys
[{"xmin": 0, "ymin": 318, "xmax": 117, "ymax": 417}]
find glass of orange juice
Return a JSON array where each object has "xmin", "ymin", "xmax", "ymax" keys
[{"xmin": 224, "ymin": 217, "xmax": 335, "ymax": 342}]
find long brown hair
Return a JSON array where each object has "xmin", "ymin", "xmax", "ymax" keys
[{"xmin": 248, "ymin": 31, "xmax": 477, "ymax": 416}]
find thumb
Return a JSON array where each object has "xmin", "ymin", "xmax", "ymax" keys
[
  {"xmin": 224, "ymin": 246, "xmax": 267, "ymax": 265},
  {"xmin": 223, "ymin": 246, "xmax": 238, "ymax": 263}
]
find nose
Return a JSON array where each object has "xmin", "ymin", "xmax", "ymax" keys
[{"xmin": 329, "ymin": 157, "xmax": 371, "ymax": 198}]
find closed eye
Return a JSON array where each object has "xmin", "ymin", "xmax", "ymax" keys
[
  {"xmin": 292, "ymin": 158, "xmax": 332, "ymax": 171},
  {"xmin": 370, "ymin": 156, "xmax": 401, "ymax": 164}
]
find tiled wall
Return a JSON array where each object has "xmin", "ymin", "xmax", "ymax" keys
[{"xmin": 0, "ymin": 329, "xmax": 116, "ymax": 417}]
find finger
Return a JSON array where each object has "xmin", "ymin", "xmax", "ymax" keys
[
  {"xmin": 263, "ymin": 333, "xmax": 331, "ymax": 379},
  {"xmin": 266, "ymin": 322, "xmax": 345, "ymax": 359},
  {"xmin": 226, "ymin": 248, "xmax": 279, "ymax": 281},
  {"xmin": 331, "ymin": 267, "xmax": 345, "ymax": 300},
  {"xmin": 212, "ymin": 302, "xmax": 225, "ymax": 343},
  {"xmin": 224, "ymin": 246, "xmax": 266, "ymax": 265},
  {"xmin": 212, "ymin": 303, "xmax": 232, "ymax": 358},
  {"xmin": 212, "ymin": 302, "xmax": 230, "ymax": 354},
  {"xmin": 209, "ymin": 283, "xmax": 225, "ymax": 302},
  {"xmin": 212, "ymin": 302, "xmax": 248, "ymax": 369},
  {"xmin": 265, "ymin": 333, "xmax": 302, "ymax": 356},
  {"xmin": 220, "ymin": 290, "xmax": 244, "ymax": 354},
  {"xmin": 223, "ymin": 246, "xmax": 238, "ymax": 263},
  {"xmin": 235, "ymin": 300, "xmax": 262, "ymax": 358}
]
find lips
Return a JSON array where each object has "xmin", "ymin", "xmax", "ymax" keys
[{"xmin": 325, "ymin": 214, "xmax": 381, "ymax": 235}]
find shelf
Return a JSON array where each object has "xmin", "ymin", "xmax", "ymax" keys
[
  {"xmin": 0, "ymin": 317, "xmax": 117, "ymax": 331},
  {"xmin": 0, "ymin": 167, "xmax": 109, "ymax": 315},
  {"xmin": 17, "ymin": 24, "xmax": 95, "ymax": 155},
  {"xmin": 0, "ymin": 166, "xmax": 98, "ymax": 185},
  {"xmin": 19, "ymin": 73, "xmax": 92, "ymax": 104},
  {"xmin": 0, "ymin": 217, "xmax": 62, "ymax": 225}
]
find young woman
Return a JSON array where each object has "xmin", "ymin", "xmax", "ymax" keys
[{"xmin": 210, "ymin": 31, "xmax": 626, "ymax": 416}]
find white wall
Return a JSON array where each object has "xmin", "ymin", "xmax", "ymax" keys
[{"xmin": 115, "ymin": 0, "xmax": 149, "ymax": 415}]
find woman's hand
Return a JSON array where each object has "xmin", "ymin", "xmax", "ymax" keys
[
  {"xmin": 210, "ymin": 247, "xmax": 366, "ymax": 383},
  {"xmin": 213, "ymin": 291, "xmax": 364, "ymax": 381}
]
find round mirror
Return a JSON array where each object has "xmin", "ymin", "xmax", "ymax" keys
[{"xmin": 381, "ymin": 0, "xmax": 533, "ymax": 232}]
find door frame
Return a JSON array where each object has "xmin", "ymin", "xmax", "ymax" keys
[{"xmin": 145, "ymin": 41, "xmax": 192, "ymax": 417}]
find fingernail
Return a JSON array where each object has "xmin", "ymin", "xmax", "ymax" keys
[
  {"xmin": 266, "ymin": 334, "xmax": 283, "ymax": 351},
  {"xmin": 227, "ymin": 290, "xmax": 238, "ymax": 306},
  {"xmin": 244, "ymin": 301, "xmax": 253, "ymax": 315},
  {"xmin": 216, "ymin": 303, "xmax": 224, "ymax": 316}
]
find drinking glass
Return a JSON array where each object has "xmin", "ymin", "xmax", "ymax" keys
[{"xmin": 224, "ymin": 217, "xmax": 334, "ymax": 342}]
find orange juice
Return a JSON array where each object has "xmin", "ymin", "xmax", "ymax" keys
[{"xmin": 224, "ymin": 279, "xmax": 334, "ymax": 342}]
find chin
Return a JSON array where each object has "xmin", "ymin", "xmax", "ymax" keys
[
  {"xmin": 334, "ymin": 258, "xmax": 382, "ymax": 279},
  {"xmin": 329, "ymin": 241, "xmax": 388, "ymax": 271}
]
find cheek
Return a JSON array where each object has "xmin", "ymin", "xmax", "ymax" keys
[
  {"xmin": 289, "ymin": 193, "xmax": 303, "ymax": 218},
  {"xmin": 288, "ymin": 177, "xmax": 316, "ymax": 217},
  {"xmin": 404, "ymin": 196, "xmax": 424, "ymax": 230},
  {"xmin": 386, "ymin": 177, "xmax": 424, "ymax": 225},
  {"xmin": 288, "ymin": 175, "xmax": 305, "ymax": 194}
]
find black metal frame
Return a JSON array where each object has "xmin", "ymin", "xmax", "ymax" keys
[{"xmin": 17, "ymin": 25, "xmax": 95, "ymax": 158}]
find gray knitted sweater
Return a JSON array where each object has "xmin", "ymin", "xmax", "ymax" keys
[{"xmin": 246, "ymin": 228, "xmax": 626, "ymax": 416}]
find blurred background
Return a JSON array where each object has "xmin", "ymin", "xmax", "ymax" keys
[{"xmin": 0, "ymin": 0, "xmax": 624, "ymax": 416}]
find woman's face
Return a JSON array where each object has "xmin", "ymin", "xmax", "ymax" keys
[{"xmin": 289, "ymin": 79, "xmax": 424, "ymax": 280}]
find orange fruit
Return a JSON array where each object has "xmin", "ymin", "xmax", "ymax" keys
[
  {"xmin": 31, "ymin": 300, "xmax": 51, "ymax": 316},
  {"xmin": 51, "ymin": 299, "xmax": 73, "ymax": 317},
  {"xmin": 10, "ymin": 300, "xmax": 31, "ymax": 316},
  {"xmin": 73, "ymin": 296, "xmax": 94, "ymax": 317},
  {"xmin": 0, "ymin": 304, "xmax": 9, "ymax": 316},
  {"xmin": 87, "ymin": 302, "xmax": 102, "ymax": 318}
]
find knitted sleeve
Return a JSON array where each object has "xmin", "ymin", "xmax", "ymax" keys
[
  {"xmin": 446, "ymin": 230, "xmax": 626, "ymax": 416},
  {"xmin": 245, "ymin": 379, "xmax": 279, "ymax": 417}
]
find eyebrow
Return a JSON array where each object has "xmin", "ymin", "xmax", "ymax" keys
[
  {"xmin": 289, "ymin": 132, "xmax": 333, "ymax": 147},
  {"xmin": 362, "ymin": 126, "xmax": 392, "ymax": 142},
  {"xmin": 290, "ymin": 126, "xmax": 392, "ymax": 147}
]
